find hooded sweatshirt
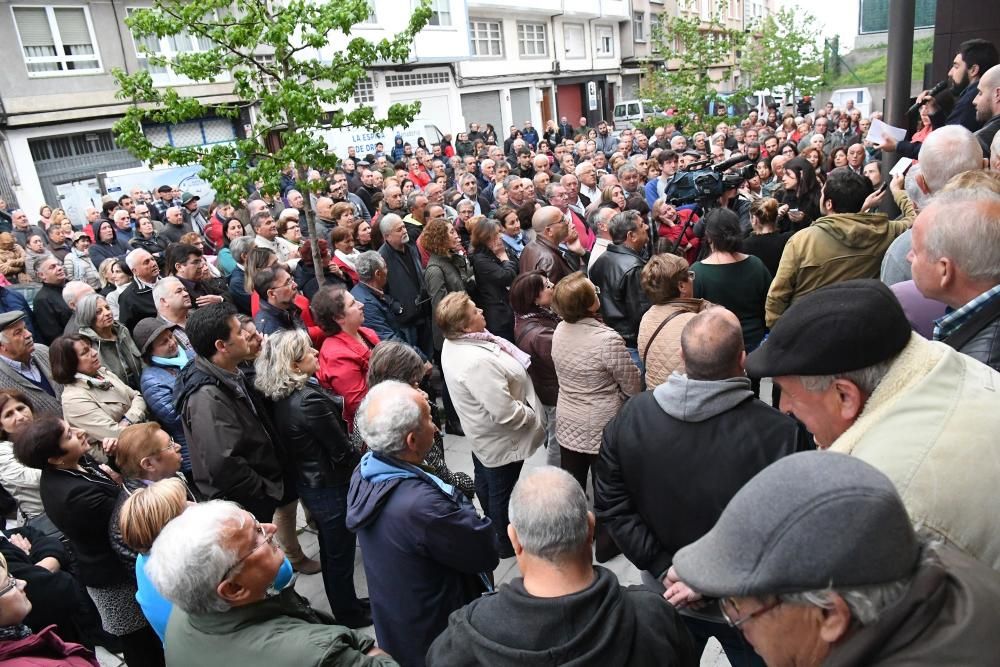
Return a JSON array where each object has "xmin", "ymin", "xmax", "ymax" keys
[
  {"xmin": 594, "ymin": 373, "xmax": 810, "ymax": 579},
  {"xmin": 426, "ymin": 566, "xmax": 699, "ymax": 667},
  {"xmin": 766, "ymin": 212, "xmax": 909, "ymax": 327},
  {"xmin": 346, "ymin": 452, "xmax": 498, "ymax": 667}
]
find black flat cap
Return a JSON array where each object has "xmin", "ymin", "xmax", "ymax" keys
[{"xmin": 745, "ymin": 279, "xmax": 912, "ymax": 378}]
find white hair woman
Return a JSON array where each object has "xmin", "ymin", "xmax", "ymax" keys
[
  {"xmin": 436, "ymin": 291, "xmax": 545, "ymax": 558},
  {"xmin": 75, "ymin": 293, "xmax": 143, "ymax": 389},
  {"xmin": 254, "ymin": 329, "xmax": 368, "ymax": 628}
]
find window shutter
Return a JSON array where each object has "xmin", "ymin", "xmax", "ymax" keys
[
  {"xmin": 53, "ymin": 8, "xmax": 91, "ymax": 46},
  {"xmin": 13, "ymin": 7, "xmax": 55, "ymax": 47}
]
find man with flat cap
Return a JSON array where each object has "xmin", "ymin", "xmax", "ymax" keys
[
  {"xmin": 0, "ymin": 311, "xmax": 62, "ymax": 416},
  {"xmin": 664, "ymin": 451, "xmax": 1000, "ymax": 666},
  {"xmin": 745, "ymin": 278, "xmax": 1000, "ymax": 571}
]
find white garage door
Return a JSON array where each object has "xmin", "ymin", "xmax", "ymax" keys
[{"xmin": 391, "ymin": 93, "xmax": 454, "ymax": 139}]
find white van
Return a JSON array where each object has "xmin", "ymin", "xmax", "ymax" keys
[
  {"xmin": 613, "ymin": 100, "xmax": 666, "ymax": 130},
  {"xmin": 827, "ymin": 88, "xmax": 873, "ymax": 117}
]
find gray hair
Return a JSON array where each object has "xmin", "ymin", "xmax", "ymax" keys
[
  {"xmin": 459, "ymin": 173, "xmax": 477, "ymax": 187},
  {"xmin": 586, "ymin": 206, "xmax": 611, "ymax": 233},
  {"xmin": 598, "ymin": 174, "xmax": 618, "ymax": 190},
  {"xmin": 152, "ymin": 276, "xmax": 182, "ymax": 308},
  {"xmin": 229, "ymin": 236, "xmax": 255, "ymax": 264},
  {"xmin": 456, "ymin": 199, "xmax": 475, "ymax": 213},
  {"xmin": 617, "ymin": 164, "xmax": 639, "ymax": 180},
  {"xmin": 922, "ymin": 189, "xmax": 1000, "ymax": 284},
  {"xmin": 250, "ymin": 210, "xmax": 273, "ymax": 230},
  {"xmin": 379, "ymin": 213, "xmax": 403, "ymax": 237},
  {"xmin": 73, "ymin": 292, "xmax": 105, "ymax": 328},
  {"xmin": 354, "ymin": 250, "xmax": 386, "ymax": 282},
  {"xmin": 781, "ymin": 580, "xmax": 911, "ymax": 626},
  {"xmin": 62, "ymin": 281, "xmax": 95, "ymax": 309},
  {"xmin": 356, "ymin": 380, "xmax": 423, "ymax": 457},
  {"xmin": 146, "ymin": 500, "xmax": 248, "ymax": 615},
  {"xmin": 798, "ymin": 358, "xmax": 895, "ymax": 396},
  {"xmin": 607, "ymin": 210, "xmax": 640, "ymax": 244},
  {"xmin": 574, "ymin": 161, "xmax": 594, "ymax": 177},
  {"xmin": 254, "ymin": 329, "xmax": 313, "ymax": 400},
  {"xmin": 917, "ymin": 125, "xmax": 983, "ymax": 194},
  {"xmin": 508, "ymin": 466, "xmax": 590, "ymax": 562},
  {"xmin": 125, "ymin": 248, "xmax": 151, "ymax": 270},
  {"xmin": 34, "ymin": 254, "xmax": 57, "ymax": 276},
  {"xmin": 405, "ymin": 192, "xmax": 425, "ymax": 211},
  {"xmin": 544, "ymin": 183, "xmax": 562, "ymax": 200},
  {"xmin": 502, "ymin": 175, "xmax": 521, "ymax": 191}
]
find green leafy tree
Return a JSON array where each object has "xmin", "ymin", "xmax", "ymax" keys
[
  {"xmin": 740, "ymin": 7, "xmax": 825, "ymax": 105},
  {"xmin": 640, "ymin": 1, "xmax": 745, "ymax": 134},
  {"xmin": 113, "ymin": 0, "xmax": 431, "ymax": 282}
]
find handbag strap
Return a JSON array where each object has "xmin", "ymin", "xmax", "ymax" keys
[{"xmin": 643, "ymin": 310, "xmax": 688, "ymax": 365}]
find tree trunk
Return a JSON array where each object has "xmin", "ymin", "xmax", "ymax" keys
[{"xmin": 284, "ymin": 126, "xmax": 326, "ymax": 288}]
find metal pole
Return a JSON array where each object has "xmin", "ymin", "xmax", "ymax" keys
[{"xmin": 883, "ymin": 0, "xmax": 916, "ymax": 173}]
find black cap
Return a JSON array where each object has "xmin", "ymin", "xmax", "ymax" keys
[{"xmin": 745, "ymin": 280, "xmax": 912, "ymax": 378}]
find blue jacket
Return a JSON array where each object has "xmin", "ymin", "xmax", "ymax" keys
[
  {"xmin": 228, "ymin": 266, "xmax": 251, "ymax": 314},
  {"xmin": 0, "ymin": 287, "xmax": 38, "ymax": 339},
  {"xmin": 522, "ymin": 127, "xmax": 539, "ymax": 149},
  {"xmin": 140, "ymin": 362, "xmax": 191, "ymax": 473},
  {"xmin": 350, "ymin": 282, "xmax": 427, "ymax": 361},
  {"xmin": 136, "ymin": 552, "xmax": 172, "ymax": 642},
  {"xmin": 253, "ymin": 300, "xmax": 303, "ymax": 336},
  {"xmin": 346, "ymin": 452, "xmax": 498, "ymax": 667}
]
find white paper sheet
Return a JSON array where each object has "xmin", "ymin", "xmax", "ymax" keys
[{"xmin": 868, "ymin": 118, "xmax": 907, "ymax": 146}]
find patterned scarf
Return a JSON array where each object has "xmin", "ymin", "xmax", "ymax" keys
[
  {"xmin": 0, "ymin": 624, "xmax": 32, "ymax": 641},
  {"xmin": 460, "ymin": 331, "xmax": 532, "ymax": 369}
]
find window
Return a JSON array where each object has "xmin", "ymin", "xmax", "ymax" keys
[
  {"xmin": 517, "ymin": 23, "xmax": 546, "ymax": 58},
  {"xmin": 595, "ymin": 25, "xmax": 614, "ymax": 58},
  {"xmin": 633, "ymin": 11, "xmax": 646, "ymax": 42},
  {"xmin": 12, "ymin": 6, "xmax": 101, "ymax": 77},
  {"xmin": 354, "ymin": 76, "xmax": 375, "ymax": 104},
  {"xmin": 469, "ymin": 19, "xmax": 503, "ymax": 58},
  {"xmin": 420, "ymin": 0, "xmax": 451, "ymax": 27},
  {"xmin": 127, "ymin": 7, "xmax": 216, "ymax": 85},
  {"xmin": 563, "ymin": 23, "xmax": 585, "ymax": 59},
  {"xmin": 359, "ymin": 1, "xmax": 377, "ymax": 24},
  {"xmin": 384, "ymin": 71, "xmax": 450, "ymax": 87},
  {"xmin": 143, "ymin": 118, "xmax": 237, "ymax": 148}
]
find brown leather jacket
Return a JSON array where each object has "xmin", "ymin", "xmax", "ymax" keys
[{"xmin": 518, "ymin": 236, "xmax": 576, "ymax": 285}]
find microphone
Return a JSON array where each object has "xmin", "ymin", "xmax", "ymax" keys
[
  {"xmin": 712, "ymin": 153, "xmax": 750, "ymax": 173},
  {"xmin": 908, "ymin": 80, "xmax": 948, "ymax": 115}
]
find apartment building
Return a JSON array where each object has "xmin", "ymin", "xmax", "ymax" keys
[
  {"xmin": 0, "ymin": 0, "xmax": 468, "ymax": 221},
  {"xmin": 457, "ymin": 0, "xmax": 631, "ymax": 136}
]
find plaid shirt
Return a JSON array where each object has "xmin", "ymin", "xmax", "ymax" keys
[{"xmin": 933, "ymin": 284, "xmax": 1000, "ymax": 341}]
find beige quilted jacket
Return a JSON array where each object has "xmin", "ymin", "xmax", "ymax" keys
[
  {"xmin": 638, "ymin": 298, "xmax": 713, "ymax": 389},
  {"xmin": 551, "ymin": 318, "xmax": 641, "ymax": 454}
]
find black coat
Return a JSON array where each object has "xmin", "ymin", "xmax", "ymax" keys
[
  {"xmin": 39, "ymin": 460, "xmax": 130, "ymax": 588},
  {"xmin": 470, "ymin": 247, "xmax": 518, "ymax": 343},
  {"xmin": 270, "ymin": 380, "xmax": 358, "ymax": 489},
  {"xmin": 588, "ymin": 244, "xmax": 650, "ymax": 348},
  {"xmin": 595, "ymin": 386, "xmax": 811, "ymax": 578},
  {"xmin": 379, "ymin": 243, "xmax": 428, "ymax": 327},
  {"xmin": 118, "ymin": 279, "xmax": 158, "ymax": 332},
  {"xmin": 942, "ymin": 295, "xmax": 1000, "ymax": 372},
  {"xmin": 32, "ymin": 282, "xmax": 73, "ymax": 345}
]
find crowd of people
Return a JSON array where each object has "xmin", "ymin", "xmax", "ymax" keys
[{"xmin": 0, "ymin": 35, "xmax": 997, "ymax": 666}]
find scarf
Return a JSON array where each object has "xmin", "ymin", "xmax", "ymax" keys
[
  {"xmin": 460, "ymin": 331, "xmax": 532, "ymax": 369},
  {"xmin": 75, "ymin": 372, "xmax": 112, "ymax": 390}
]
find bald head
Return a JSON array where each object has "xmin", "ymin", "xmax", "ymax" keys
[
  {"xmin": 315, "ymin": 197, "xmax": 334, "ymax": 219},
  {"xmin": 975, "ymin": 64, "xmax": 1000, "ymax": 122},
  {"xmin": 680, "ymin": 308, "xmax": 745, "ymax": 380},
  {"xmin": 531, "ymin": 206, "xmax": 563, "ymax": 237},
  {"xmin": 918, "ymin": 125, "xmax": 984, "ymax": 193}
]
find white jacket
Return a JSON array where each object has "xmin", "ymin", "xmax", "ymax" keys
[
  {"xmin": 832, "ymin": 334, "xmax": 1000, "ymax": 571},
  {"xmin": 441, "ymin": 337, "xmax": 544, "ymax": 467}
]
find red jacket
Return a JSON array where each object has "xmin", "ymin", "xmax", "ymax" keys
[
  {"xmin": 658, "ymin": 208, "xmax": 701, "ymax": 264},
  {"xmin": 316, "ymin": 327, "xmax": 380, "ymax": 430},
  {"xmin": 0, "ymin": 625, "xmax": 100, "ymax": 666},
  {"xmin": 250, "ymin": 291, "xmax": 327, "ymax": 347}
]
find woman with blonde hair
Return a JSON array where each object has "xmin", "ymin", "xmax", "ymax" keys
[
  {"xmin": 255, "ymin": 329, "xmax": 369, "ymax": 627},
  {"xmin": 97, "ymin": 258, "xmax": 130, "ymax": 319},
  {"xmin": 117, "ymin": 477, "xmax": 189, "ymax": 641},
  {"xmin": 437, "ymin": 291, "xmax": 544, "ymax": 557},
  {"xmin": 0, "ymin": 232, "xmax": 28, "ymax": 283},
  {"xmin": 637, "ymin": 254, "xmax": 712, "ymax": 388}
]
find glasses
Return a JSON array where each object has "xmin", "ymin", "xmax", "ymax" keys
[
  {"xmin": 593, "ymin": 285, "xmax": 601, "ymax": 295},
  {"xmin": 0, "ymin": 576, "xmax": 18, "ymax": 598},
  {"xmin": 543, "ymin": 281, "xmax": 555, "ymax": 289},
  {"xmin": 720, "ymin": 597, "xmax": 782, "ymax": 628},
  {"xmin": 220, "ymin": 520, "xmax": 276, "ymax": 582},
  {"xmin": 687, "ymin": 270, "xmax": 696, "ymax": 281},
  {"xmin": 158, "ymin": 440, "xmax": 181, "ymax": 454}
]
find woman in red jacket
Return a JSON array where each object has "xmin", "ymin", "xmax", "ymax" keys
[{"xmin": 311, "ymin": 285, "xmax": 380, "ymax": 431}]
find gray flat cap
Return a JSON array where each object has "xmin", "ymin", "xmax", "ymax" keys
[{"xmin": 672, "ymin": 451, "xmax": 920, "ymax": 598}]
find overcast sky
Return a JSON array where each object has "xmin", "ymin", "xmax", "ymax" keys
[{"xmin": 781, "ymin": 0, "xmax": 861, "ymax": 50}]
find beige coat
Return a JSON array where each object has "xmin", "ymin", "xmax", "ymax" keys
[
  {"xmin": 831, "ymin": 334, "xmax": 1000, "ymax": 571},
  {"xmin": 638, "ymin": 298, "xmax": 713, "ymax": 388},
  {"xmin": 440, "ymin": 337, "xmax": 544, "ymax": 467},
  {"xmin": 551, "ymin": 318, "xmax": 642, "ymax": 454},
  {"xmin": 61, "ymin": 368, "xmax": 147, "ymax": 442}
]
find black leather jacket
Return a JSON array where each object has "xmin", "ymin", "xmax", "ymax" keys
[
  {"xmin": 270, "ymin": 380, "xmax": 359, "ymax": 489},
  {"xmin": 942, "ymin": 296, "xmax": 1000, "ymax": 372},
  {"xmin": 589, "ymin": 243, "xmax": 651, "ymax": 348}
]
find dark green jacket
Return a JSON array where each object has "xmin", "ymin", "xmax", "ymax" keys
[{"xmin": 164, "ymin": 588, "xmax": 396, "ymax": 666}]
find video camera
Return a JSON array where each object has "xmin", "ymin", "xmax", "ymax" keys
[{"xmin": 669, "ymin": 154, "xmax": 756, "ymax": 205}]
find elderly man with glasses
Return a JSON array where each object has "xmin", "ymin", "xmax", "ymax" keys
[
  {"xmin": 145, "ymin": 501, "xmax": 395, "ymax": 666},
  {"xmin": 665, "ymin": 451, "xmax": 1000, "ymax": 666}
]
